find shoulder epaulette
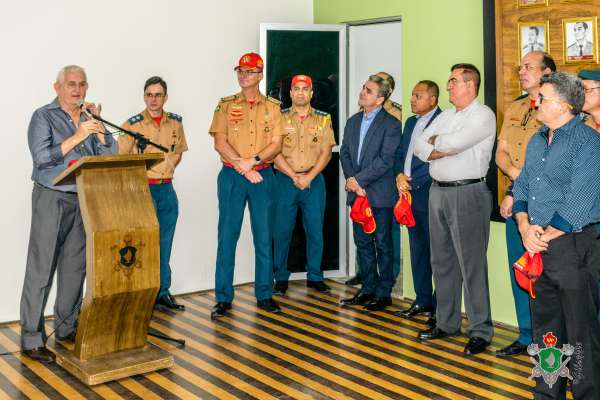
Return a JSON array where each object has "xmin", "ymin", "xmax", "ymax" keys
[
  {"xmin": 314, "ymin": 109, "xmax": 329, "ymax": 117},
  {"xmin": 281, "ymin": 107, "xmax": 291, "ymax": 113},
  {"xmin": 220, "ymin": 95, "xmax": 237, "ymax": 103},
  {"xmin": 391, "ymin": 101, "xmax": 402, "ymax": 110},
  {"xmin": 514, "ymin": 93, "xmax": 528, "ymax": 101},
  {"xmin": 167, "ymin": 112, "xmax": 182, "ymax": 122},
  {"xmin": 127, "ymin": 114, "xmax": 144, "ymax": 125},
  {"xmin": 267, "ymin": 96, "xmax": 281, "ymax": 105}
]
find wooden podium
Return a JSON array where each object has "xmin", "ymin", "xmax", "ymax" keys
[{"xmin": 52, "ymin": 154, "xmax": 174, "ymax": 385}]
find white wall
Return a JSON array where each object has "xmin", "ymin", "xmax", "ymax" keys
[{"xmin": 1, "ymin": 0, "xmax": 313, "ymax": 322}]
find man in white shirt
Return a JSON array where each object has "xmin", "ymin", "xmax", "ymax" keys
[{"xmin": 413, "ymin": 63, "xmax": 496, "ymax": 356}]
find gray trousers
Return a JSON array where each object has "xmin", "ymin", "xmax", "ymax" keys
[
  {"xmin": 20, "ymin": 183, "xmax": 86, "ymax": 350},
  {"xmin": 428, "ymin": 181, "xmax": 493, "ymax": 341}
]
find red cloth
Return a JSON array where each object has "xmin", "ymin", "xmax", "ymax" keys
[
  {"xmin": 67, "ymin": 159, "xmax": 78, "ymax": 168},
  {"xmin": 350, "ymin": 196, "xmax": 376, "ymax": 234},
  {"xmin": 513, "ymin": 252, "xmax": 544, "ymax": 298},
  {"xmin": 394, "ymin": 192, "xmax": 416, "ymax": 227},
  {"xmin": 152, "ymin": 115, "xmax": 163, "ymax": 125},
  {"xmin": 530, "ymin": 99, "xmax": 537, "ymax": 109}
]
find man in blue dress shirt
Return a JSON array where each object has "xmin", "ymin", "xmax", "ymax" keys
[
  {"xmin": 20, "ymin": 65, "xmax": 117, "ymax": 363},
  {"xmin": 513, "ymin": 72, "xmax": 600, "ymax": 399}
]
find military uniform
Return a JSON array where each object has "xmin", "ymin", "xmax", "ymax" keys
[
  {"xmin": 383, "ymin": 100, "xmax": 402, "ymax": 122},
  {"xmin": 119, "ymin": 109, "xmax": 188, "ymax": 299},
  {"xmin": 273, "ymin": 107, "xmax": 335, "ymax": 283},
  {"xmin": 209, "ymin": 92, "xmax": 283, "ymax": 302},
  {"xmin": 497, "ymin": 94, "xmax": 541, "ymax": 348}
]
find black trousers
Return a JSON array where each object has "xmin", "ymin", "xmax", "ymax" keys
[{"xmin": 531, "ymin": 227, "xmax": 600, "ymax": 399}]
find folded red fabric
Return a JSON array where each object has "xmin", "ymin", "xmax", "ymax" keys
[
  {"xmin": 350, "ymin": 195, "xmax": 376, "ymax": 234},
  {"xmin": 513, "ymin": 252, "xmax": 544, "ymax": 298},
  {"xmin": 394, "ymin": 192, "xmax": 416, "ymax": 227}
]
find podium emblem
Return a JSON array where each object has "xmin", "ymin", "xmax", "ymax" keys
[{"xmin": 111, "ymin": 234, "xmax": 144, "ymax": 276}]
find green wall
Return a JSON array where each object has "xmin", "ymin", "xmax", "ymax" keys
[{"xmin": 315, "ymin": 0, "xmax": 518, "ymax": 328}]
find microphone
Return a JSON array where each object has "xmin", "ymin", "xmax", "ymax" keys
[{"xmin": 76, "ymin": 99, "xmax": 94, "ymax": 120}]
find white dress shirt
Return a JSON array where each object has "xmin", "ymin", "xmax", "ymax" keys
[{"xmin": 413, "ymin": 99, "xmax": 496, "ymax": 181}]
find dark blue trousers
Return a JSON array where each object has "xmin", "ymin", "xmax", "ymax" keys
[
  {"xmin": 215, "ymin": 167, "xmax": 275, "ymax": 302},
  {"xmin": 353, "ymin": 207, "xmax": 394, "ymax": 298},
  {"xmin": 506, "ymin": 216, "xmax": 533, "ymax": 345},
  {"xmin": 149, "ymin": 182, "xmax": 178, "ymax": 299},
  {"xmin": 407, "ymin": 206, "xmax": 435, "ymax": 308},
  {"xmin": 273, "ymin": 173, "xmax": 326, "ymax": 282}
]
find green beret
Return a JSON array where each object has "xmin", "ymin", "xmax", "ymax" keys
[{"xmin": 578, "ymin": 70, "xmax": 600, "ymax": 81}]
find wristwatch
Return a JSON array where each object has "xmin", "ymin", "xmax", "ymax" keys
[{"xmin": 253, "ymin": 154, "xmax": 261, "ymax": 165}]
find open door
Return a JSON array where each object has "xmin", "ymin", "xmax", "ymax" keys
[{"xmin": 260, "ymin": 23, "xmax": 347, "ymax": 279}]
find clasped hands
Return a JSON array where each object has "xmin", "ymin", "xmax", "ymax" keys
[
  {"xmin": 345, "ymin": 177, "xmax": 366, "ymax": 197},
  {"xmin": 231, "ymin": 157, "xmax": 263, "ymax": 184}
]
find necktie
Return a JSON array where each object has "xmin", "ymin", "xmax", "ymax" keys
[
  {"xmin": 580, "ymin": 45, "xmax": 583, "ymax": 56},
  {"xmin": 531, "ymin": 45, "xmax": 534, "ymax": 52}
]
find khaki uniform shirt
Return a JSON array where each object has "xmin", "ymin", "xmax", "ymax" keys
[
  {"xmin": 497, "ymin": 96, "xmax": 541, "ymax": 191},
  {"xmin": 208, "ymin": 92, "xmax": 283, "ymax": 159},
  {"xmin": 584, "ymin": 114, "xmax": 599, "ymax": 131},
  {"xmin": 119, "ymin": 109, "xmax": 188, "ymax": 179},
  {"xmin": 383, "ymin": 100, "xmax": 402, "ymax": 122},
  {"xmin": 280, "ymin": 107, "xmax": 336, "ymax": 173}
]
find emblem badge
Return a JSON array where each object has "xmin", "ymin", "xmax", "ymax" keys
[
  {"xmin": 110, "ymin": 234, "xmax": 144, "ymax": 277},
  {"xmin": 528, "ymin": 332, "xmax": 574, "ymax": 388}
]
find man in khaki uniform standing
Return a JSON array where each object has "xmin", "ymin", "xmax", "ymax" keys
[
  {"xmin": 272, "ymin": 74, "xmax": 336, "ymax": 296},
  {"xmin": 495, "ymin": 52, "xmax": 555, "ymax": 357},
  {"xmin": 209, "ymin": 52, "xmax": 284, "ymax": 318},
  {"xmin": 120, "ymin": 76, "xmax": 188, "ymax": 311}
]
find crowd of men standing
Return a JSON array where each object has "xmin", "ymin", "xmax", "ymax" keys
[{"xmin": 21, "ymin": 50, "xmax": 600, "ymax": 399}]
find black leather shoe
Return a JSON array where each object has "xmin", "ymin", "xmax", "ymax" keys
[
  {"xmin": 307, "ymin": 280, "xmax": 331, "ymax": 293},
  {"xmin": 22, "ymin": 346, "xmax": 55, "ymax": 363},
  {"xmin": 156, "ymin": 294, "xmax": 185, "ymax": 311},
  {"xmin": 345, "ymin": 275, "xmax": 362, "ymax": 286},
  {"xmin": 56, "ymin": 331, "xmax": 77, "ymax": 343},
  {"xmin": 257, "ymin": 298, "xmax": 281, "ymax": 313},
  {"xmin": 418, "ymin": 326, "xmax": 458, "ymax": 341},
  {"xmin": 273, "ymin": 280, "xmax": 288, "ymax": 295},
  {"xmin": 495, "ymin": 340, "xmax": 527, "ymax": 357},
  {"xmin": 397, "ymin": 302, "xmax": 434, "ymax": 319},
  {"xmin": 364, "ymin": 297, "xmax": 392, "ymax": 311},
  {"xmin": 210, "ymin": 302, "xmax": 232, "ymax": 319},
  {"xmin": 464, "ymin": 336, "xmax": 490, "ymax": 356},
  {"xmin": 425, "ymin": 317, "xmax": 437, "ymax": 327},
  {"xmin": 340, "ymin": 292, "xmax": 374, "ymax": 306}
]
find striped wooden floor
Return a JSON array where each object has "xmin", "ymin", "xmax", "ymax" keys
[{"xmin": 0, "ymin": 280, "xmax": 556, "ymax": 399}]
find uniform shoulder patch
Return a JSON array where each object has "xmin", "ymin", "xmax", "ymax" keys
[
  {"xmin": 281, "ymin": 107, "xmax": 291, "ymax": 113},
  {"xmin": 267, "ymin": 96, "xmax": 282, "ymax": 105},
  {"xmin": 167, "ymin": 112, "xmax": 182, "ymax": 122},
  {"xmin": 127, "ymin": 114, "xmax": 144, "ymax": 125},
  {"xmin": 313, "ymin": 109, "xmax": 329, "ymax": 117},
  {"xmin": 220, "ymin": 95, "xmax": 237, "ymax": 103},
  {"xmin": 514, "ymin": 93, "xmax": 528, "ymax": 101},
  {"xmin": 391, "ymin": 101, "xmax": 402, "ymax": 110}
]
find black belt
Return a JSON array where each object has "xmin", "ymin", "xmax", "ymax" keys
[{"xmin": 433, "ymin": 178, "xmax": 485, "ymax": 187}]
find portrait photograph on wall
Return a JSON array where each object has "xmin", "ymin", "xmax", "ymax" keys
[
  {"xmin": 563, "ymin": 16, "xmax": 598, "ymax": 63},
  {"xmin": 517, "ymin": 0, "xmax": 548, "ymax": 8},
  {"xmin": 518, "ymin": 21, "xmax": 549, "ymax": 60}
]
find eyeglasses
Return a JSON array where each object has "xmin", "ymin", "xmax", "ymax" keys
[
  {"xmin": 144, "ymin": 93, "xmax": 165, "ymax": 99},
  {"xmin": 235, "ymin": 69, "xmax": 262, "ymax": 77},
  {"xmin": 537, "ymin": 94, "xmax": 573, "ymax": 109},
  {"xmin": 584, "ymin": 86, "xmax": 600, "ymax": 93},
  {"xmin": 517, "ymin": 64, "xmax": 539, "ymax": 72}
]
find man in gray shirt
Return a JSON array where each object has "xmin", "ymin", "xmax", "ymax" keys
[{"xmin": 20, "ymin": 65, "xmax": 117, "ymax": 363}]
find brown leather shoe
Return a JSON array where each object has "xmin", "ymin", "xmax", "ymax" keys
[
  {"xmin": 22, "ymin": 346, "xmax": 55, "ymax": 363},
  {"xmin": 56, "ymin": 331, "xmax": 77, "ymax": 344}
]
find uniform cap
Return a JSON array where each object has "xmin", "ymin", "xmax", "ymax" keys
[
  {"xmin": 291, "ymin": 74, "xmax": 313, "ymax": 88},
  {"xmin": 350, "ymin": 196, "xmax": 376, "ymax": 234},
  {"xmin": 236, "ymin": 52, "xmax": 264, "ymax": 70},
  {"xmin": 578, "ymin": 69, "xmax": 600, "ymax": 81},
  {"xmin": 394, "ymin": 192, "xmax": 416, "ymax": 228}
]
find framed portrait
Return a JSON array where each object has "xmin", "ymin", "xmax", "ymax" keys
[
  {"xmin": 517, "ymin": 0, "xmax": 548, "ymax": 8},
  {"xmin": 518, "ymin": 21, "xmax": 550, "ymax": 60},
  {"xmin": 563, "ymin": 17, "xmax": 598, "ymax": 63}
]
